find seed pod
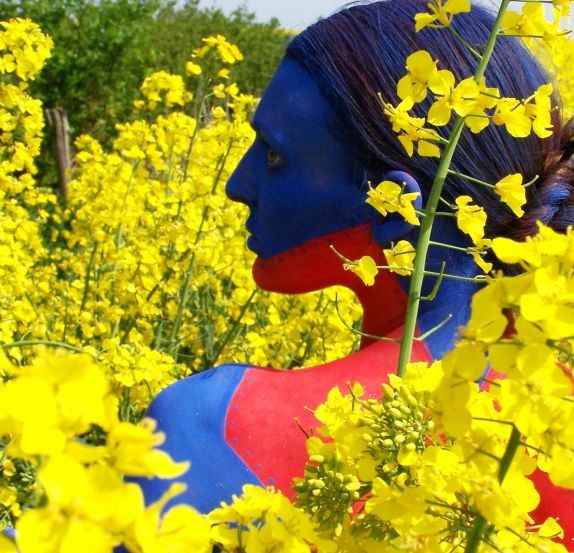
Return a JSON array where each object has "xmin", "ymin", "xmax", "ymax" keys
[
  {"xmin": 345, "ymin": 481, "xmax": 361, "ymax": 492},
  {"xmin": 399, "ymin": 404, "xmax": 411, "ymax": 415},
  {"xmin": 382, "ymin": 383, "xmax": 394, "ymax": 398},
  {"xmin": 394, "ymin": 433, "xmax": 406, "ymax": 444}
]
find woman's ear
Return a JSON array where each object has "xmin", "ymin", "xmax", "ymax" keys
[{"xmin": 369, "ymin": 170, "xmax": 422, "ymax": 246}]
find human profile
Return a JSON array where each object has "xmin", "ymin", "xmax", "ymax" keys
[{"xmin": 133, "ymin": 0, "xmax": 574, "ymax": 535}]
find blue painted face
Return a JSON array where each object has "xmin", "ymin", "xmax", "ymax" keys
[{"xmin": 226, "ymin": 57, "xmax": 378, "ymax": 260}]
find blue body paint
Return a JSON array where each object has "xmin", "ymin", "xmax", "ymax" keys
[{"xmin": 132, "ymin": 363, "xmax": 262, "ymax": 513}]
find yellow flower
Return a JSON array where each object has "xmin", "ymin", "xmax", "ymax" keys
[
  {"xmin": 397, "ymin": 50, "xmax": 439, "ymax": 103},
  {"xmin": 106, "ymin": 418, "xmax": 190, "ymax": 478},
  {"xmin": 463, "ymin": 281, "xmax": 509, "ymax": 344},
  {"xmin": 414, "ymin": 0, "xmax": 471, "ymax": 31},
  {"xmin": 217, "ymin": 68, "xmax": 230, "ymax": 79},
  {"xmin": 492, "ymin": 97, "xmax": 532, "ymax": 137},
  {"xmin": 382, "ymin": 97, "xmax": 442, "ymax": 157},
  {"xmin": 140, "ymin": 71, "xmax": 192, "ymax": 109},
  {"xmin": 428, "ymin": 73, "xmax": 480, "ymax": 126},
  {"xmin": 366, "ymin": 179, "xmax": 420, "ymax": 226},
  {"xmin": 16, "ymin": 455, "xmax": 145, "ymax": 552},
  {"xmin": 454, "ymin": 195, "xmax": 487, "ymax": 244},
  {"xmin": 467, "ymin": 238, "xmax": 492, "ymax": 274},
  {"xmin": 343, "ymin": 255, "xmax": 378, "ymax": 286},
  {"xmin": 471, "ymin": 471, "xmax": 539, "ymax": 529},
  {"xmin": 538, "ymin": 517, "xmax": 565, "ymax": 540},
  {"xmin": 383, "ymin": 240, "xmax": 416, "ymax": 276},
  {"xmin": 491, "ymin": 236, "xmax": 540, "ymax": 267},
  {"xmin": 0, "ymin": 19, "xmax": 54, "ymax": 81},
  {"xmin": 211, "ymin": 485, "xmax": 334, "ymax": 553},
  {"xmin": 525, "ymin": 83, "xmax": 554, "ymax": 139},
  {"xmin": 549, "ymin": 446, "xmax": 574, "ymax": 489},
  {"xmin": 192, "ymin": 34, "xmax": 243, "ymax": 64},
  {"xmin": 491, "ymin": 84, "xmax": 554, "ymax": 141},
  {"xmin": 494, "ymin": 173, "xmax": 526, "ymax": 217},
  {"xmin": 0, "ymin": 351, "xmax": 118, "ymax": 458},
  {"xmin": 314, "ymin": 383, "xmax": 364, "ymax": 436},
  {"xmin": 465, "ymin": 78, "xmax": 500, "ymax": 134},
  {"xmin": 131, "ymin": 483, "xmax": 212, "ymax": 553},
  {"xmin": 0, "ymin": 533, "xmax": 16, "ymax": 553},
  {"xmin": 502, "ymin": 3, "xmax": 566, "ymax": 48},
  {"xmin": 185, "ymin": 61, "xmax": 202, "ymax": 76}
]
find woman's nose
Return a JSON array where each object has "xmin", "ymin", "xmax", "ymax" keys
[{"xmin": 225, "ymin": 147, "xmax": 258, "ymax": 207}]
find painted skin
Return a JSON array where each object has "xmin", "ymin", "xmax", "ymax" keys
[{"xmin": 135, "ymin": 59, "xmax": 574, "ymax": 540}]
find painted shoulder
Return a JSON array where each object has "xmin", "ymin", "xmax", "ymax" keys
[{"xmin": 134, "ymin": 363, "xmax": 263, "ymax": 513}]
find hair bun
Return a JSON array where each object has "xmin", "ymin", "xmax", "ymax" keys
[
  {"xmin": 558, "ymin": 118, "xmax": 574, "ymax": 162},
  {"xmin": 512, "ymin": 118, "xmax": 574, "ymax": 239}
]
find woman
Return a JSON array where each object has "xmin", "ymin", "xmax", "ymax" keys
[{"xmin": 136, "ymin": 0, "xmax": 574, "ymax": 538}]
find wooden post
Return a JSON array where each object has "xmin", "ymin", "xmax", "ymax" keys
[{"xmin": 45, "ymin": 107, "xmax": 72, "ymax": 200}]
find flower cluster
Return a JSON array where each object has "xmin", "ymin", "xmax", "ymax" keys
[
  {"xmin": 0, "ymin": 349, "xmax": 208, "ymax": 553},
  {"xmin": 414, "ymin": 0, "xmax": 471, "ymax": 32},
  {"xmin": 0, "ymin": 20, "xmax": 362, "ymax": 534},
  {"xmin": 0, "ymin": 26, "xmax": 361, "ymax": 407},
  {"xmin": 1, "ymin": 5, "xmax": 574, "ymax": 553},
  {"xmin": 295, "ymin": 225, "xmax": 574, "ymax": 551},
  {"xmin": 502, "ymin": 3, "xmax": 571, "ymax": 48},
  {"xmin": 392, "ymin": 49, "xmax": 555, "ymax": 145}
]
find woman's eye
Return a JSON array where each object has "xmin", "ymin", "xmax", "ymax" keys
[{"xmin": 266, "ymin": 147, "xmax": 283, "ymax": 168}]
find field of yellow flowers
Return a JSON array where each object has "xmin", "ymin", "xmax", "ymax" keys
[
  {"xmin": 1, "ymin": 3, "xmax": 574, "ymax": 551},
  {"xmin": 0, "ymin": 17, "xmax": 363, "ymax": 547}
]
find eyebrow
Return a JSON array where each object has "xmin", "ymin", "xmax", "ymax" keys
[{"xmin": 250, "ymin": 117, "xmax": 284, "ymax": 150}]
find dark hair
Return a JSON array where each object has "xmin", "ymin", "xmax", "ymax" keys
[{"xmin": 285, "ymin": 0, "xmax": 574, "ymax": 244}]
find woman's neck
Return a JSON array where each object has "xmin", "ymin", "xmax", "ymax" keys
[
  {"xmin": 251, "ymin": 223, "xmax": 481, "ymax": 358},
  {"xmin": 252, "ymin": 225, "xmax": 408, "ymax": 349}
]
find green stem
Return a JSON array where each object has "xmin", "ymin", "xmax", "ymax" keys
[
  {"xmin": 79, "ymin": 242, "xmax": 98, "ymax": 314},
  {"xmin": 465, "ymin": 513, "xmax": 489, "ymax": 552},
  {"xmin": 396, "ymin": 0, "xmax": 511, "ymax": 376},
  {"xmin": 375, "ymin": 265, "xmax": 485, "ymax": 283},
  {"xmin": 474, "ymin": 0, "xmax": 512, "ymax": 82},
  {"xmin": 429, "ymin": 240, "xmax": 468, "ymax": 252},
  {"xmin": 424, "ymin": 271, "xmax": 486, "ymax": 283},
  {"xmin": 501, "ymin": 31, "xmax": 571, "ymax": 38},
  {"xmin": 465, "ymin": 426, "xmax": 521, "ymax": 553},
  {"xmin": 498, "ymin": 426, "xmax": 521, "ymax": 482},
  {"xmin": 210, "ymin": 288, "xmax": 259, "ymax": 366},
  {"xmin": 448, "ymin": 26, "xmax": 482, "ymax": 60},
  {"xmin": 448, "ymin": 170, "xmax": 495, "ymax": 189},
  {"xmin": 1, "ymin": 340, "xmax": 95, "ymax": 357},
  {"xmin": 167, "ymin": 251, "xmax": 197, "ymax": 358},
  {"xmin": 397, "ymin": 117, "xmax": 465, "ymax": 376}
]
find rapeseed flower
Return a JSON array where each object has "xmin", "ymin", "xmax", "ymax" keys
[
  {"xmin": 494, "ymin": 173, "xmax": 526, "ymax": 217},
  {"xmin": 427, "ymin": 72, "xmax": 480, "ymax": 126},
  {"xmin": 502, "ymin": 3, "xmax": 567, "ymax": 47},
  {"xmin": 366, "ymin": 179, "xmax": 420, "ymax": 226},
  {"xmin": 397, "ymin": 50, "xmax": 440, "ymax": 103},
  {"xmin": 414, "ymin": 0, "xmax": 471, "ymax": 31},
  {"xmin": 382, "ymin": 97, "xmax": 442, "ymax": 157},
  {"xmin": 343, "ymin": 255, "xmax": 378, "ymax": 286},
  {"xmin": 383, "ymin": 240, "xmax": 416, "ymax": 276},
  {"xmin": 454, "ymin": 195, "xmax": 487, "ymax": 244}
]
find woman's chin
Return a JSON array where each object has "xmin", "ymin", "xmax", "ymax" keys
[
  {"xmin": 252, "ymin": 253, "xmax": 329, "ymax": 293},
  {"xmin": 251, "ymin": 225, "xmax": 381, "ymax": 294}
]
